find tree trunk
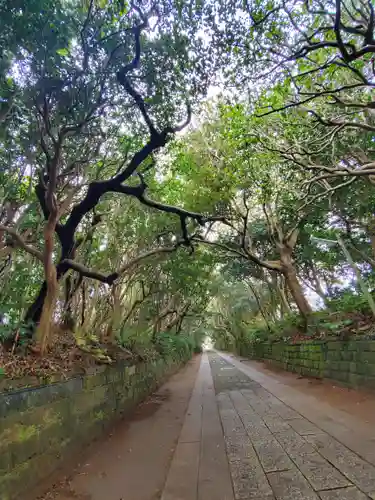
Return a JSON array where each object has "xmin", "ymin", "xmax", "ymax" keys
[
  {"xmin": 167, "ymin": 302, "xmax": 190, "ymax": 334},
  {"xmin": 34, "ymin": 211, "xmax": 59, "ymax": 354},
  {"xmin": 323, "ymin": 276, "xmax": 334, "ymax": 299},
  {"xmin": 278, "ymin": 242, "xmax": 311, "ymax": 320},
  {"xmin": 25, "ymin": 260, "xmax": 70, "ymax": 331},
  {"xmin": 278, "ymin": 279, "xmax": 292, "ymax": 316},
  {"xmin": 284, "ymin": 268, "xmax": 312, "ymax": 319},
  {"xmin": 106, "ymin": 285, "xmax": 121, "ymax": 343},
  {"xmin": 309, "ymin": 264, "xmax": 327, "ymax": 306},
  {"xmin": 313, "ymin": 284, "xmax": 327, "ymax": 305},
  {"xmin": 336, "ymin": 234, "xmax": 375, "ymax": 318},
  {"xmin": 25, "ymin": 282, "xmax": 47, "ymax": 326},
  {"xmin": 247, "ymin": 280, "xmax": 271, "ymax": 330},
  {"xmin": 267, "ymin": 273, "xmax": 281, "ymax": 321},
  {"xmin": 62, "ymin": 274, "xmax": 82, "ymax": 331}
]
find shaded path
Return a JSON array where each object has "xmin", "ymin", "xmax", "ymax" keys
[
  {"xmin": 40, "ymin": 351, "xmax": 375, "ymax": 500},
  {"xmin": 39, "ymin": 356, "xmax": 201, "ymax": 500}
]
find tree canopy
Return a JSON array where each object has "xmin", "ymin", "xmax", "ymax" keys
[{"xmin": 1, "ymin": 0, "xmax": 375, "ymax": 369}]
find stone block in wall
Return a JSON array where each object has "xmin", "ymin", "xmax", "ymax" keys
[
  {"xmin": 326, "ymin": 341, "xmax": 342, "ymax": 351},
  {"xmin": 326, "ymin": 360, "xmax": 340, "ymax": 371},
  {"xmin": 240, "ymin": 339, "xmax": 375, "ymax": 391},
  {"xmin": 326, "ymin": 350, "xmax": 341, "ymax": 361},
  {"xmin": 0, "ymin": 377, "xmax": 83, "ymax": 421},
  {"xmin": 317, "ymin": 363, "xmax": 325, "ymax": 375},
  {"xmin": 340, "ymin": 350, "xmax": 353, "ymax": 361},
  {"xmin": 349, "ymin": 362, "xmax": 358, "ymax": 373},
  {"xmin": 310, "ymin": 352, "xmax": 324, "ymax": 362},
  {"xmin": 71, "ymin": 385, "xmax": 108, "ymax": 416},
  {"xmin": 354, "ymin": 362, "xmax": 370, "ymax": 376},
  {"xmin": 337, "ymin": 370, "xmax": 350, "ymax": 382},
  {"xmin": 348, "ymin": 341, "xmax": 360, "ymax": 351},
  {"xmin": 348, "ymin": 373, "xmax": 362, "ymax": 387},
  {"xmin": 361, "ymin": 375, "xmax": 375, "ymax": 390},
  {"xmin": 0, "ymin": 434, "xmax": 75, "ymax": 500},
  {"xmin": 82, "ymin": 371, "xmax": 106, "ymax": 390},
  {"xmin": 323, "ymin": 369, "xmax": 345, "ymax": 383},
  {"xmin": 339, "ymin": 361, "xmax": 351, "ymax": 372},
  {"xmin": 0, "ymin": 356, "xmax": 185, "ymax": 499},
  {"xmin": 360, "ymin": 362, "xmax": 375, "ymax": 377},
  {"xmin": 0, "ymin": 396, "xmax": 73, "ymax": 475},
  {"xmin": 358, "ymin": 351, "xmax": 375, "ymax": 363},
  {"xmin": 354, "ymin": 341, "xmax": 372, "ymax": 352}
]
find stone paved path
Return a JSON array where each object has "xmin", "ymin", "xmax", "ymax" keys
[
  {"xmin": 41, "ymin": 350, "xmax": 375, "ymax": 500},
  {"xmin": 162, "ymin": 351, "xmax": 375, "ymax": 500}
]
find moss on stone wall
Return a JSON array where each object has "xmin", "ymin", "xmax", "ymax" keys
[
  {"xmin": 0, "ymin": 354, "xmax": 189, "ymax": 500},
  {"xmin": 238, "ymin": 339, "xmax": 375, "ymax": 390}
]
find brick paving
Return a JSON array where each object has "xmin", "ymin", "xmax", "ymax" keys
[{"xmin": 162, "ymin": 351, "xmax": 375, "ymax": 500}]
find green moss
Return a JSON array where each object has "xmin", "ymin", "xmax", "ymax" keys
[
  {"xmin": 17, "ymin": 424, "xmax": 38, "ymax": 442},
  {"xmin": 0, "ymin": 355, "xmax": 187, "ymax": 500},
  {"xmin": 94, "ymin": 410, "xmax": 104, "ymax": 421},
  {"xmin": 42, "ymin": 408, "xmax": 62, "ymax": 427}
]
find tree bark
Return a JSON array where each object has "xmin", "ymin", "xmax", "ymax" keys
[
  {"xmin": 25, "ymin": 135, "xmax": 169, "ymax": 327},
  {"xmin": 266, "ymin": 274, "xmax": 280, "ymax": 321},
  {"xmin": 284, "ymin": 268, "xmax": 312, "ymax": 318},
  {"xmin": 246, "ymin": 280, "xmax": 271, "ymax": 330},
  {"xmin": 309, "ymin": 264, "xmax": 327, "ymax": 305},
  {"xmin": 336, "ymin": 234, "xmax": 375, "ymax": 318},
  {"xmin": 25, "ymin": 260, "xmax": 70, "ymax": 329},
  {"xmin": 34, "ymin": 209, "xmax": 59, "ymax": 354},
  {"xmin": 278, "ymin": 279, "xmax": 292, "ymax": 316},
  {"xmin": 62, "ymin": 274, "xmax": 82, "ymax": 331}
]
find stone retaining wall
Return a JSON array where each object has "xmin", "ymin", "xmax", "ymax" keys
[
  {"xmin": 238, "ymin": 339, "xmax": 375, "ymax": 390},
  {"xmin": 0, "ymin": 355, "xmax": 187, "ymax": 500}
]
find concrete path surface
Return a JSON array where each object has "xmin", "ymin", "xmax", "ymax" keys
[{"xmin": 40, "ymin": 351, "xmax": 375, "ymax": 500}]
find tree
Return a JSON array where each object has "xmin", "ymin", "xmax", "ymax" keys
[
  {"xmin": 0, "ymin": 0, "xmax": 229, "ymax": 351},
  {"xmin": 226, "ymin": 1, "xmax": 375, "ymax": 184},
  {"xmin": 170, "ymin": 103, "xmax": 337, "ymax": 318}
]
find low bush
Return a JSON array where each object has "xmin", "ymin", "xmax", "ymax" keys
[
  {"xmin": 325, "ymin": 290, "xmax": 372, "ymax": 316},
  {"xmin": 215, "ymin": 291, "xmax": 375, "ymax": 354},
  {"xmin": 155, "ymin": 332, "xmax": 196, "ymax": 361}
]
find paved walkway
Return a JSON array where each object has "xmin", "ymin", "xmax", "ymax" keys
[
  {"xmin": 163, "ymin": 351, "xmax": 375, "ymax": 500},
  {"xmin": 41, "ymin": 351, "xmax": 375, "ymax": 500}
]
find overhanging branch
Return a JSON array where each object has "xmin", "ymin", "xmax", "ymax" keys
[
  {"xmin": 193, "ymin": 236, "xmax": 282, "ymax": 272},
  {"xmin": 62, "ymin": 244, "xmax": 181, "ymax": 285},
  {"xmin": 0, "ymin": 225, "xmax": 44, "ymax": 262}
]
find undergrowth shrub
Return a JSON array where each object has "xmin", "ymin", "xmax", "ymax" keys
[
  {"xmin": 325, "ymin": 291, "xmax": 372, "ymax": 316},
  {"xmin": 155, "ymin": 332, "xmax": 195, "ymax": 361},
  {"xmin": 217, "ymin": 291, "xmax": 375, "ymax": 354}
]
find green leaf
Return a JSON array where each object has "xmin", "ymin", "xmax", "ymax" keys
[{"xmin": 56, "ymin": 48, "xmax": 69, "ymax": 56}]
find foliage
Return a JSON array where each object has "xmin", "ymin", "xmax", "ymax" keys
[
  {"xmin": 155, "ymin": 332, "xmax": 196, "ymax": 361},
  {"xmin": 211, "ymin": 290, "xmax": 375, "ymax": 355},
  {"xmin": 325, "ymin": 291, "xmax": 374, "ymax": 317},
  {"xmin": 1, "ymin": 0, "xmax": 375, "ymax": 373}
]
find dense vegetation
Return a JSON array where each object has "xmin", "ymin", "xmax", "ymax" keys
[{"xmin": 1, "ymin": 0, "xmax": 375, "ymax": 378}]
